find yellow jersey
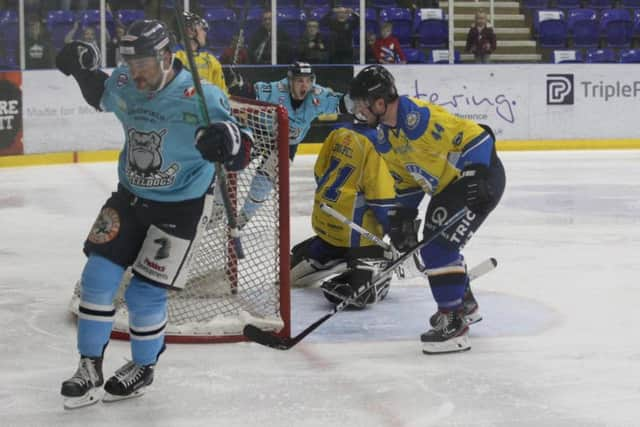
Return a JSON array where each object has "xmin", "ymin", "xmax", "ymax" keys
[
  {"xmin": 175, "ymin": 49, "xmax": 228, "ymax": 95},
  {"xmin": 313, "ymin": 126, "xmax": 396, "ymax": 248},
  {"xmin": 373, "ymin": 97, "xmax": 494, "ymax": 196}
]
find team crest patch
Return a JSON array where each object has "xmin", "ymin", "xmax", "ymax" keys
[
  {"xmin": 453, "ymin": 132, "xmax": 464, "ymax": 146},
  {"xmin": 116, "ymin": 73, "xmax": 128, "ymax": 88},
  {"xmin": 406, "ymin": 112, "xmax": 420, "ymax": 130},
  {"xmin": 183, "ymin": 112, "xmax": 199, "ymax": 125},
  {"xmin": 312, "ymin": 97, "xmax": 320, "ymax": 106},
  {"xmin": 88, "ymin": 207, "xmax": 121, "ymax": 244},
  {"xmin": 183, "ymin": 87, "xmax": 196, "ymax": 97}
]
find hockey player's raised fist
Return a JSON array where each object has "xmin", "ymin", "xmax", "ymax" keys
[
  {"xmin": 56, "ymin": 41, "xmax": 101, "ymax": 76},
  {"xmin": 196, "ymin": 121, "xmax": 250, "ymax": 171}
]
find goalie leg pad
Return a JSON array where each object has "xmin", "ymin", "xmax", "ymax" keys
[
  {"xmin": 77, "ymin": 254, "xmax": 124, "ymax": 358},
  {"xmin": 125, "ymin": 276, "xmax": 168, "ymax": 366},
  {"xmin": 290, "ymin": 237, "xmax": 350, "ymax": 287}
]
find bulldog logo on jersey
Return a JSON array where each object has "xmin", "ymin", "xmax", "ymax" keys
[
  {"xmin": 375, "ymin": 126, "xmax": 391, "ymax": 154},
  {"xmin": 87, "ymin": 207, "xmax": 121, "ymax": 244},
  {"xmin": 125, "ymin": 128, "xmax": 179, "ymax": 187}
]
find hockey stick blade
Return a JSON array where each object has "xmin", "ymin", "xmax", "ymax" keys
[
  {"xmin": 243, "ymin": 257, "xmax": 496, "ymax": 350},
  {"xmin": 244, "ymin": 208, "xmax": 471, "ymax": 350}
]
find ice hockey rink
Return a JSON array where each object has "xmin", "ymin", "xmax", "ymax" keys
[{"xmin": 1, "ymin": 150, "xmax": 639, "ymax": 426}]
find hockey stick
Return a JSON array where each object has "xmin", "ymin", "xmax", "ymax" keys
[
  {"xmin": 319, "ymin": 202, "xmax": 405, "ymax": 278},
  {"xmin": 174, "ymin": 3, "xmax": 245, "ymax": 258},
  {"xmin": 244, "ymin": 207, "xmax": 472, "ymax": 350}
]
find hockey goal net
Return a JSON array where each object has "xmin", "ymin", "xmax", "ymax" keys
[{"xmin": 69, "ymin": 96, "xmax": 290, "ymax": 343}]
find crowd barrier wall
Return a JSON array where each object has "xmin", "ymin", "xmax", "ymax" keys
[{"xmin": 2, "ymin": 64, "xmax": 639, "ymax": 167}]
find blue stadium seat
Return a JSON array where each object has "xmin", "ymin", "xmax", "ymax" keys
[
  {"xmin": 568, "ymin": 8, "xmax": 599, "ymax": 48},
  {"xmin": 522, "ymin": 0, "xmax": 550, "ymax": 11},
  {"xmin": 0, "ymin": 9, "xmax": 18, "ymax": 41},
  {"xmin": 585, "ymin": 0, "xmax": 615, "ymax": 9},
  {"xmin": 277, "ymin": 7, "xmax": 307, "ymax": 40},
  {"xmin": 552, "ymin": 49, "xmax": 584, "ymax": 63},
  {"xmin": 586, "ymin": 47, "xmax": 617, "ymax": 62},
  {"xmin": 47, "ymin": 10, "xmax": 75, "ymax": 51},
  {"xmin": 633, "ymin": 9, "xmax": 640, "ymax": 36},
  {"xmin": 199, "ymin": 0, "xmax": 229, "ymax": 8},
  {"xmin": 243, "ymin": 7, "xmax": 264, "ymax": 41},
  {"xmin": 352, "ymin": 8, "xmax": 380, "ymax": 45},
  {"xmin": 379, "ymin": 7, "xmax": 413, "ymax": 46},
  {"xmin": 203, "ymin": 8, "xmax": 239, "ymax": 48},
  {"xmin": 600, "ymin": 8, "xmax": 633, "ymax": 47},
  {"xmin": 78, "ymin": 9, "xmax": 113, "ymax": 27},
  {"xmin": 537, "ymin": 10, "xmax": 568, "ymax": 48},
  {"xmin": 619, "ymin": 47, "xmax": 640, "ymax": 62},
  {"xmin": 621, "ymin": 0, "xmax": 640, "ymax": 8},
  {"xmin": 403, "ymin": 47, "xmax": 426, "ymax": 63},
  {"xmin": 415, "ymin": 8, "xmax": 447, "ymax": 48},
  {"xmin": 427, "ymin": 49, "xmax": 461, "ymax": 64},
  {"xmin": 556, "ymin": 0, "xmax": 582, "ymax": 9},
  {"xmin": 117, "ymin": 9, "xmax": 144, "ymax": 26},
  {"xmin": 371, "ymin": 0, "xmax": 398, "ymax": 8},
  {"xmin": 304, "ymin": 0, "xmax": 329, "ymax": 8}
]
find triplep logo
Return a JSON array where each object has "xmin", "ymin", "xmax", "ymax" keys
[{"xmin": 546, "ymin": 74, "xmax": 574, "ymax": 105}]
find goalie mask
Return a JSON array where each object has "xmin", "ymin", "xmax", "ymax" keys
[{"xmin": 183, "ymin": 11, "xmax": 208, "ymax": 49}]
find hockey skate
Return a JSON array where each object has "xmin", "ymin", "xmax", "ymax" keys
[
  {"xmin": 60, "ymin": 356, "xmax": 104, "ymax": 409},
  {"xmin": 102, "ymin": 361, "xmax": 155, "ymax": 402},
  {"xmin": 421, "ymin": 309, "xmax": 471, "ymax": 355},
  {"xmin": 430, "ymin": 285, "xmax": 482, "ymax": 327}
]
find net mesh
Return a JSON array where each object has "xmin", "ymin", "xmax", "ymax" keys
[{"xmin": 69, "ymin": 97, "xmax": 289, "ymax": 342}]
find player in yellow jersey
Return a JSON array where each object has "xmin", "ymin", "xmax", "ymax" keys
[
  {"xmin": 347, "ymin": 65, "xmax": 506, "ymax": 353},
  {"xmin": 174, "ymin": 11, "xmax": 228, "ymax": 94},
  {"xmin": 290, "ymin": 123, "xmax": 398, "ymax": 308}
]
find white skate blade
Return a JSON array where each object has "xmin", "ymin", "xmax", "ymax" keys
[
  {"xmin": 63, "ymin": 388, "xmax": 103, "ymax": 410},
  {"xmin": 102, "ymin": 388, "xmax": 146, "ymax": 403},
  {"xmin": 422, "ymin": 333, "xmax": 471, "ymax": 355}
]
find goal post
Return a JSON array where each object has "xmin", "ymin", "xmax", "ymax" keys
[{"xmin": 69, "ymin": 96, "xmax": 291, "ymax": 344}]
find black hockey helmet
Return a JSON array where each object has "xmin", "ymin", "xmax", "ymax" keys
[
  {"xmin": 183, "ymin": 10, "xmax": 209, "ymax": 31},
  {"xmin": 119, "ymin": 19, "xmax": 173, "ymax": 60},
  {"xmin": 349, "ymin": 65, "xmax": 398, "ymax": 104},
  {"xmin": 287, "ymin": 61, "xmax": 315, "ymax": 84}
]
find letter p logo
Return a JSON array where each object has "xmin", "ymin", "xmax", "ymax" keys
[{"xmin": 546, "ymin": 74, "xmax": 574, "ymax": 105}]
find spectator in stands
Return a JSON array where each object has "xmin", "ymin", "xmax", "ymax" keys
[
  {"xmin": 25, "ymin": 14, "xmax": 55, "ymax": 69},
  {"xmin": 366, "ymin": 32, "xmax": 377, "ymax": 64},
  {"xmin": 298, "ymin": 19, "xmax": 329, "ymax": 64},
  {"xmin": 465, "ymin": 10, "xmax": 496, "ymax": 64},
  {"xmin": 220, "ymin": 34, "xmax": 249, "ymax": 65},
  {"xmin": 64, "ymin": 21, "xmax": 98, "ymax": 47},
  {"xmin": 106, "ymin": 24, "xmax": 126, "ymax": 67},
  {"xmin": 322, "ymin": 7, "xmax": 359, "ymax": 64},
  {"xmin": 373, "ymin": 22, "xmax": 407, "ymax": 64},
  {"xmin": 248, "ymin": 11, "xmax": 292, "ymax": 64}
]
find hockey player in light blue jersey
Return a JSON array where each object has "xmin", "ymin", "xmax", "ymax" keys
[
  {"xmin": 238, "ymin": 61, "xmax": 344, "ymax": 228},
  {"xmin": 55, "ymin": 20, "xmax": 252, "ymax": 409}
]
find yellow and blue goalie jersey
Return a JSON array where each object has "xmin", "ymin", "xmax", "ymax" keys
[
  {"xmin": 313, "ymin": 126, "xmax": 396, "ymax": 248},
  {"xmin": 175, "ymin": 48, "xmax": 228, "ymax": 95},
  {"xmin": 374, "ymin": 97, "xmax": 495, "ymax": 196}
]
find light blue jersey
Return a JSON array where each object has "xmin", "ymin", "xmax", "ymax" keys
[
  {"xmin": 254, "ymin": 78, "xmax": 342, "ymax": 146},
  {"xmin": 101, "ymin": 63, "xmax": 242, "ymax": 202}
]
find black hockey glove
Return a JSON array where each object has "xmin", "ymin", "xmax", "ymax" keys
[
  {"xmin": 55, "ymin": 41, "xmax": 100, "ymax": 76},
  {"xmin": 388, "ymin": 206, "xmax": 420, "ymax": 252},
  {"xmin": 458, "ymin": 164, "xmax": 493, "ymax": 214},
  {"xmin": 196, "ymin": 121, "xmax": 248, "ymax": 170}
]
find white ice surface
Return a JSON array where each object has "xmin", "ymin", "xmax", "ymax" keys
[{"xmin": 1, "ymin": 151, "xmax": 640, "ymax": 426}]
